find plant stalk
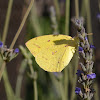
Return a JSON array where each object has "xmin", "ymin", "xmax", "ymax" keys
[
  {"xmin": 0, "ymin": 61, "xmax": 6, "ymax": 81},
  {"xmin": 65, "ymin": 0, "xmax": 70, "ymax": 35},
  {"xmin": 10, "ymin": 0, "xmax": 34, "ymax": 49},
  {"xmin": 2, "ymin": 0, "xmax": 13, "ymax": 44},
  {"xmin": 75, "ymin": 0, "xmax": 79, "ymax": 18},
  {"xmin": 54, "ymin": 0, "xmax": 60, "ymax": 20},
  {"xmin": 33, "ymin": 80, "xmax": 38, "ymax": 100},
  {"xmin": 3, "ymin": 67, "xmax": 15, "ymax": 100},
  {"xmin": 85, "ymin": 0, "xmax": 93, "ymax": 44}
]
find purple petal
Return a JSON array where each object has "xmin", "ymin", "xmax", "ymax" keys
[
  {"xmin": 76, "ymin": 70, "xmax": 83, "ymax": 76},
  {"xmin": 90, "ymin": 45, "xmax": 95, "ymax": 49},
  {"xmin": 87, "ymin": 73, "xmax": 96, "ymax": 79},
  {"xmin": 14, "ymin": 48, "xmax": 19, "ymax": 53},
  {"xmin": 79, "ymin": 47, "xmax": 83, "ymax": 51},
  {"xmin": 85, "ymin": 37, "xmax": 88, "ymax": 40},
  {"xmin": 75, "ymin": 87, "xmax": 81, "ymax": 94},
  {"xmin": 0, "ymin": 41, "xmax": 3, "ymax": 48}
]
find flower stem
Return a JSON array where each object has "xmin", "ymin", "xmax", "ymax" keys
[
  {"xmin": 75, "ymin": 0, "xmax": 79, "ymax": 18},
  {"xmin": 81, "ymin": 0, "xmax": 86, "ymax": 17},
  {"xmin": 54, "ymin": 0, "xmax": 60, "ymax": 20},
  {"xmin": 28, "ymin": 60, "xmax": 38, "ymax": 100},
  {"xmin": 70, "ymin": 52, "xmax": 79, "ymax": 100},
  {"xmin": 64, "ymin": 69, "xmax": 68, "ymax": 100},
  {"xmin": 33, "ymin": 79, "xmax": 38, "ymax": 100},
  {"xmin": 65, "ymin": 0, "xmax": 70, "ymax": 35},
  {"xmin": 59, "ymin": 81, "xmax": 66, "ymax": 100},
  {"xmin": 0, "ymin": 61, "xmax": 6, "ymax": 81},
  {"xmin": 85, "ymin": 0, "xmax": 93, "ymax": 43},
  {"xmin": 2, "ymin": 0, "xmax": 13, "ymax": 44},
  {"xmin": 15, "ymin": 59, "xmax": 27, "ymax": 98},
  {"xmin": 30, "ymin": 3, "xmax": 42, "ymax": 36},
  {"xmin": 10, "ymin": 0, "xmax": 34, "ymax": 49},
  {"xmin": 3, "ymin": 67, "xmax": 15, "ymax": 100},
  {"xmin": 64, "ymin": 0, "xmax": 70, "ymax": 99}
]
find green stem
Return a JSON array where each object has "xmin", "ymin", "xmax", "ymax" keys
[
  {"xmin": 33, "ymin": 80, "xmax": 38, "ymax": 100},
  {"xmin": 3, "ymin": 67, "xmax": 15, "ymax": 100},
  {"xmin": 49, "ymin": 73, "xmax": 61, "ymax": 98},
  {"xmin": 65, "ymin": 0, "xmax": 70, "ymax": 35},
  {"xmin": 75, "ymin": 0, "xmax": 79, "ymax": 18},
  {"xmin": 94, "ymin": 81, "xmax": 99, "ymax": 100},
  {"xmin": 64, "ymin": 68, "xmax": 68, "ymax": 100},
  {"xmin": 2, "ymin": 0, "xmax": 13, "ymax": 44},
  {"xmin": 15, "ymin": 59, "xmax": 27, "ymax": 98},
  {"xmin": 29, "ymin": 62, "xmax": 34, "ymax": 74},
  {"xmin": 10, "ymin": 0, "xmax": 34, "ymax": 49},
  {"xmin": 80, "ymin": 0, "xmax": 86, "ymax": 17},
  {"xmin": 70, "ymin": 52, "xmax": 78, "ymax": 100},
  {"xmin": 28, "ymin": 60, "xmax": 38, "ymax": 100},
  {"xmin": 0, "ymin": 61, "xmax": 6, "ymax": 81},
  {"xmin": 59, "ymin": 81, "xmax": 66, "ymax": 100},
  {"xmin": 68, "ymin": 64, "xmax": 73, "ymax": 85},
  {"xmin": 30, "ymin": 3, "xmax": 42, "ymax": 36},
  {"xmin": 64, "ymin": 0, "xmax": 70, "ymax": 98},
  {"xmin": 85, "ymin": 0, "xmax": 93, "ymax": 44},
  {"xmin": 54, "ymin": 0, "xmax": 60, "ymax": 20}
]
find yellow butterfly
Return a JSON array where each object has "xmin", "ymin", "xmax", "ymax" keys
[{"xmin": 25, "ymin": 34, "xmax": 78, "ymax": 72}]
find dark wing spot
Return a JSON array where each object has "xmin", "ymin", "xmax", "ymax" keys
[
  {"xmin": 65, "ymin": 45, "xmax": 68, "ymax": 47},
  {"xmin": 48, "ymin": 40, "xmax": 50, "ymax": 42},
  {"xmin": 33, "ymin": 44, "xmax": 40, "ymax": 48},
  {"xmin": 52, "ymin": 51, "xmax": 57, "ymax": 55}
]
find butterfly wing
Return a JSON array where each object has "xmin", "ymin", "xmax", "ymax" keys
[{"xmin": 25, "ymin": 35, "xmax": 78, "ymax": 72}]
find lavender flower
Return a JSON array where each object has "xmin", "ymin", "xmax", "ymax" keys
[
  {"xmin": 90, "ymin": 45, "xmax": 95, "ymax": 49},
  {"xmin": 72, "ymin": 18, "xmax": 96, "ymax": 100},
  {"xmin": 0, "ymin": 41, "xmax": 3, "ymax": 48},
  {"xmin": 87, "ymin": 73, "xmax": 96, "ymax": 79},
  {"xmin": 79, "ymin": 47, "xmax": 83, "ymax": 51},
  {"xmin": 0, "ymin": 43, "xmax": 19, "ymax": 62},
  {"xmin": 14, "ymin": 48, "xmax": 19, "ymax": 53},
  {"xmin": 85, "ymin": 36, "xmax": 88, "ymax": 40},
  {"xmin": 76, "ymin": 70, "xmax": 83, "ymax": 76},
  {"xmin": 75, "ymin": 87, "xmax": 81, "ymax": 94}
]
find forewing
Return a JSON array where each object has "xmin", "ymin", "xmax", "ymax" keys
[{"xmin": 25, "ymin": 34, "xmax": 73, "ymax": 57}]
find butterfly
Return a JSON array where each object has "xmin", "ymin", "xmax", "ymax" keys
[{"xmin": 25, "ymin": 34, "xmax": 78, "ymax": 72}]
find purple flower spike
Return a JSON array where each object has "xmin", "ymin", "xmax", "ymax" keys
[
  {"xmin": 0, "ymin": 41, "xmax": 3, "ymax": 48},
  {"xmin": 14, "ymin": 48, "xmax": 19, "ymax": 53},
  {"xmin": 75, "ymin": 87, "xmax": 81, "ymax": 94},
  {"xmin": 90, "ymin": 45, "xmax": 95, "ymax": 49},
  {"xmin": 87, "ymin": 73, "xmax": 96, "ymax": 79},
  {"xmin": 76, "ymin": 70, "xmax": 83, "ymax": 76},
  {"xmin": 79, "ymin": 47, "xmax": 83, "ymax": 51}
]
